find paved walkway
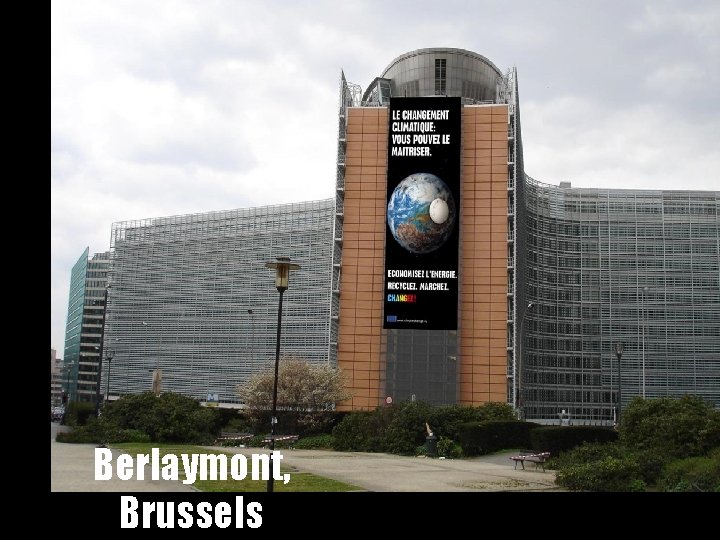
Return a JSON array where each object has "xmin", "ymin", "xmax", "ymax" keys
[
  {"xmin": 51, "ymin": 422, "xmax": 559, "ymax": 492},
  {"xmin": 211, "ymin": 446, "xmax": 560, "ymax": 492},
  {"xmin": 50, "ymin": 422, "xmax": 195, "ymax": 492}
]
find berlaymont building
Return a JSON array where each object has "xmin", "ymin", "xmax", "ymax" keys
[{"xmin": 90, "ymin": 48, "xmax": 718, "ymax": 424}]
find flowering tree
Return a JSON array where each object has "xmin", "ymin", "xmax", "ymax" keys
[{"xmin": 237, "ymin": 357, "xmax": 350, "ymax": 432}]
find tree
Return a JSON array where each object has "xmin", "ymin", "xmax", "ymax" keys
[
  {"xmin": 553, "ymin": 396, "xmax": 720, "ymax": 492},
  {"xmin": 237, "ymin": 357, "xmax": 351, "ymax": 433},
  {"xmin": 101, "ymin": 391, "xmax": 221, "ymax": 443},
  {"xmin": 618, "ymin": 395, "xmax": 720, "ymax": 459}
]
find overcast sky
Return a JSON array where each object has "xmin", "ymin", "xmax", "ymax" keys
[{"xmin": 51, "ymin": 0, "xmax": 719, "ymax": 353}]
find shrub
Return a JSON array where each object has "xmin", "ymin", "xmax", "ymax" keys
[
  {"xmin": 660, "ymin": 455, "xmax": 720, "ymax": 492},
  {"xmin": 116, "ymin": 429, "xmax": 151, "ymax": 443},
  {"xmin": 550, "ymin": 396, "xmax": 720, "ymax": 491},
  {"xmin": 293, "ymin": 434, "xmax": 336, "ymax": 450},
  {"xmin": 551, "ymin": 441, "xmax": 675, "ymax": 488},
  {"xmin": 332, "ymin": 410, "xmax": 391, "ymax": 452},
  {"xmin": 619, "ymin": 395, "xmax": 720, "ymax": 459},
  {"xmin": 99, "ymin": 392, "xmax": 220, "ymax": 444},
  {"xmin": 243, "ymin": 410, "xmax": 348, "ymax": 438},
  {"xmin": 471, "ymin": 402, "xmax": 517, "ymax": 422},
  {"xmin": 383, "ymin": 401, "xmax": 434, "ymax": 455},
  {"xmin": 632, "ymin": 447, "xmax": 668, "ymax": 485},
  {"xmin": 331, "ymin": 401, "xmax": 517, "ymax": 456},
  {"xmin": 547, "ymin": 441, "xmax": 625, "ymax": 471},
  {"xmin": 216, "ymin": 408, "xmax": 242, "ymax": 428},
  {"xmin": 272, "ymin": 437, "xmax": 299, "ymax": 450},
  {"xmin": 427, "ymin": 402, "xmax": 515, "ymax": 441},
  {"xmin": 63, "ymin": 401, "xmax": 96, "ymax": 426},
  {"xmin": 628, "ymin": 479, "xmax": 647, "ymax": 492},
  {"xmin": 380, "ymin": 401, "xmax": 515, "ymax": 455},
  {"xmin": 331, "ymin": 413, "xmax": 365, "ymax": 451},
  {"xmin": 551, "ymin": 441, "xmax": 667, "ymax": 486},
  {"xmin": 457, "ymin": 421, "xmax": 539, "ymax": 456},
  {"xmin": 56, "ymin": 430, "xmax": 96, "ymax": 444},
  {"xmin": 246, "ymin": 434, "xmax": 267, "ymax": 448},
  {"xmin": 56, "ymin": 418, "xmax": 151, "ymax": 444},
  {"xmin": 530, "ymin": 426, "xmax": 618, "ymax": 456},
  {"xmin": 555, "ymin": 455, "xmax": 643, "ymax": 492},
  {"xmin": 220, "ymin": 415, "xmax": 255, "ymax": 434},
  {"xmin": 437, "ymin": 436, "xmax": 462, "ymax": 459}
]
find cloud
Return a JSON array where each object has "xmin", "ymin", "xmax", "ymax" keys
[
  {"xmin": 50, "ymin": 0, "xmax": 720, "ymax": 352},
  {"xmin": 522, "ymin": 95, "xmax": 719, "ymax": 189}
]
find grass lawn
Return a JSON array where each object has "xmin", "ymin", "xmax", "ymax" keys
[{"xmin": 112, "ymin": 442, "xmax": 360, "ymax": 492}]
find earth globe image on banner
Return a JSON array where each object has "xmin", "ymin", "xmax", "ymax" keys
[{"xmin": 387, "ymin": 172, "xmax": 457, "ymax": 254}]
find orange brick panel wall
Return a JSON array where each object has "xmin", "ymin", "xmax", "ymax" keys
[
  {"xmin": 337, "ymin": 107, "xmax": 388, "ymax": 411},
  {"xmin": 458, "ymin": 105, "xmax": 509, "ymax": 404},
  {"xmin": 338, "ymin": 104, "xmax": 509, "ymax": 410}
]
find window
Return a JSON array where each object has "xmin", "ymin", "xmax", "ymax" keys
[{"xmin": 434, "ymin": 59, "xmax": 446, "ymax": 95}]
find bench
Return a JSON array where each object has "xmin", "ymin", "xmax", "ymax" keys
[
  {"xmin": 509, "ymin": 450, "xmax": 551, "ymax": 472},
  {"xmin": 214, "ymin": 432, "xmax": 254, "ymax": 445},
  {"xmin": 262, "ymin": 434, "xmax": 299, "ymax": 449}
]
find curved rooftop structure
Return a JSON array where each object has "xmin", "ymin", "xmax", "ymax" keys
[{"xmin": 362, "ymin": 47, "xmax": 504, "ymax": 103}]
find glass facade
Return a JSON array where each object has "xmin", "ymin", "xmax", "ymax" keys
[
  {"xmin": 62, "ymin": 248, "xmax": 109, "ymax": 403},
  {"xmin": 62, "ymin": 47, "xmax": 717, "ymax": 416},
  {"xmin": 102, "ymin": 200, "xmax": 334, "ymax": 404},
  {"xmin": 63, "ymin": 248, "xmax": 88, "ymax": 401},
  {"xmin": 384, "ymin": 329, "xmax": 458, "ymax": 404},
  {"xmin": 340, "ymin": 47, "xmax": 719, "ymax": 415},
  {"xmin": 521, "ymin": 179, "xmax": 720, "ymax": 422}
]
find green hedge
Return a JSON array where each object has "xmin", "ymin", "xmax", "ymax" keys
[
  {"xmin": 331, "ymin": 401, "xmax": 515, "ymax": 455},
  {"xmin": 530, "ymin": 426, "xmax": 618, "ymax": 456},
  {"xmin": 551, "ymin": 398, "xmax": 720, "ymax": 491},
  {"xmin": 428, "ymin": 402, "xmax": 515, "ymax": 440},
  {"xmin": 56, "ymin": 425, "xmax": 150, "ymax": 444},
  {"xmin": 547, "ymin": 441, "xmax": 624, "ymax": 471},
  {"xmin": 293, "ymin": 434, "xmax": 336, "ymax": 450},
  {"xmin": 332, "ymin": 410, "xmax": 392, "ymax": 452},
  {"xmin": 101, "ymin": 392, "xmax": 220, "ymax": 443},
  {"xmin": 619, "ymin": 396, "xmax": 720, "ymax": 459},
  {"xmin": 63, "ymin": 401, "xmax": 96, "ymax": 426},
  {"xmin": 660, "ymin": 454, "xmax": 720, "ymax": 492},
  {"xmin": 555, "ymin": 455, "xmax": 645, "ymax": 492},
  {"xmin": 550, "ymin": 442, "xmax": 667, "ymax": 489},
  {"xmin": 56, "ymin": 430, "xmax": 95, "ymax": 444},
  {"xmin": 239, "ymin": 410, "xmax": 349, "ymax": 438},
  {"xmin": 457, "ymin": 421, "xmax": 540, "ymax": 456},
  {"xmin": 216, "ymin": 408, "xmax": 243, "ymax": 429},
  {"xmin": 57, "ymin": 392, "xmax": 220, "ymax": 444}
]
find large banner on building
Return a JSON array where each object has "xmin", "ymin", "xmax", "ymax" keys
[{"xmin": 384, "ymin": 97, "xmax": 461, "ymax": 330}]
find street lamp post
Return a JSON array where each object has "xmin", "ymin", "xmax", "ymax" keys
[
  {"xmin": 517, "ymin": 302, "xmax": 535, "ymax": 419},
  {"xmin": 105, "ymin": 351, "xmax": 114, "ymax": 402},
  {"xmin": 95, "ymin": 286, "xmax": 110, "ymax": 414},
  {"xmin": 92, "ymin": 345, "xmax": 102, "ymax": 416},
  {"xmin": 65, "ymin": 362, "xmax": 74, "ymax": 402},
  {"xmin": 614, "ymin": 342, "xmax": 624, "ymax": 426},
  {"xmin": 265, "ymin": 256, "xmax": 300, "ymax": 493},
  {"xmin": 62, "ymin": 361, "xmax": 76, "ymax": 422}
]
